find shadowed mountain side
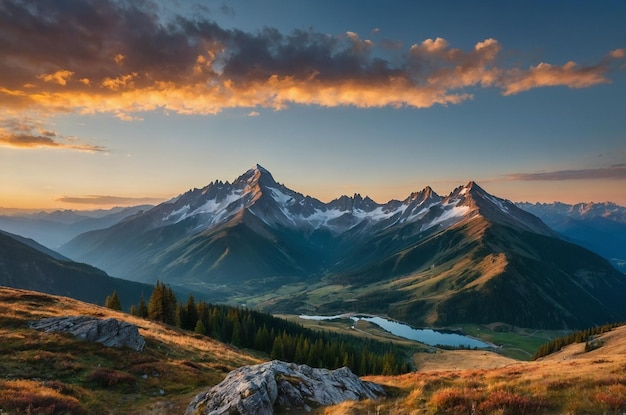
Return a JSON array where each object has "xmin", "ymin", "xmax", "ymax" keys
[
  {"xmin": 62, "ymin": 209, "xmax": 331, "ymax": 290},
  {"xmin": 517, "ymin": 201, "xmax": 626, "ymax": 272},
  {"xmin": 0, "ymin": 231, "xmax": 157, "ymax": 308},
  {"xmin": 0, "ymin": 229, "xmax": 71, "ymax": 261}
]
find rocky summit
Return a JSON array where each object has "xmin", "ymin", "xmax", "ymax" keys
[
  {"xmin": 30, "ymin": 316, "xmax": 145, "ymax": 351},
  {"xmin": 185, "ymin": 360, "xmax": 385, "ymax": 415}
]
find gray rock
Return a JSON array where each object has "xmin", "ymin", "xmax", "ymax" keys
[
  {"xmin": 30, "ymin": 316, "xmax": 145, "ymax": 351},
  {"xmin": 185, "ymin": 360, "xmax": 385, "ymax": 415}
]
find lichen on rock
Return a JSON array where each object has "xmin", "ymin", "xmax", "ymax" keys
[{"xmin": 185, "ymin": 360, "xmax": 385, "ymax": 415}]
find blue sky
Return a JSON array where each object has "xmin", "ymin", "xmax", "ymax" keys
[{"xmin": 1, "ymin": 0, "xmax": 625, "ymax": 208}]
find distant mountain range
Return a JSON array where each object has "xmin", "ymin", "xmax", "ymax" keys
[
  {"xmin": 57, "ymin": 165, "xmax": 626, "ymax": 329},
  {"xmin": 516, "ymin": 202, "xmax": 626, "ymax": 272},
  {"xmin": 0, "ymin": 205, "xmax": 153, "ymax": 248}
]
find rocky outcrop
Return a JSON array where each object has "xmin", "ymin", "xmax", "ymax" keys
[
  {"xmin": 185, "ymin": 360, "xmax": 385, "ymax": 415},
  {"xmin": 30, "ymin": 316, "xmax": 145, "ymax": 351}
]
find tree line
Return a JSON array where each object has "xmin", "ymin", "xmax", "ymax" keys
[
  {"xmin": 105, "ymin": 282, "xmax": 410, "ymax": 376},
  {"xmin": 531, "ymin": 321, "xmax": 623, "ymax": 360}
]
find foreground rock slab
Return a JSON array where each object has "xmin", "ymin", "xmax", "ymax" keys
[
  {"xmin": 30, "ymin": 316, "xmax": 145, "ymax": 351},
  {"xmin": 185, "ymin": 360, "xmax": 385, "ymax": 415}
]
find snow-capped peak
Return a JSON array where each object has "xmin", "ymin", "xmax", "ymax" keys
[{"xmin": 149, "ymin": 168, "xmax": 554, "ymax": 238}]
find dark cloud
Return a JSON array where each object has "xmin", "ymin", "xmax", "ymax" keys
[
  {"xmin": 218, "ymin": 3, "xmax": 235, "ymax": 16},
  {"xmin": 0, "ymin": 0, "xmax": 621, "ymax": 119},
  {"xmin": 504, "ymin": 165, "xmax": 626, "ymax": 181},
  {"xmin": 55, "ymin": 195, "xmax": 165, "ymax": 205}
]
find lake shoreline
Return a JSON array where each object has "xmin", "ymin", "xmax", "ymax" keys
[{"xmin": 299, "ymin": 313, "xmax": 495, "ymax": 349}]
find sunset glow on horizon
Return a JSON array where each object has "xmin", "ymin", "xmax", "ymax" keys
[{"xmin": 2, "ymin": 0, "xmax": 625, "ymax": 210}]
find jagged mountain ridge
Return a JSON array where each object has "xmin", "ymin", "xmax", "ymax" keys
[
  {"xmin": 59, "ymin": 165, "xmax": 626, "ymax": 328},
  {"xmin": 113, "ymin": 164, "xmax": 553, "ymax": 238},
  {"xmin": 61, "ymin": 165, "xmax": 550, "ymax": 282}
]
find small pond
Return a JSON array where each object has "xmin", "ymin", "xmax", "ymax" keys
[{"xmin": 299, "ymin": 314, "xmax": 491, "ymax": 349}]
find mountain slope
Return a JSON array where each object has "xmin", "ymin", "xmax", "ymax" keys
[
  {"xmin": 0, "ymin": 286, "xmax": 259, "ymax": 414},
  {"xmin": 0, "ymin": 229, "xmax": 71, "ymax": 261},
  {"xmin": 59, "ymin": 165, "xmax": 626, "ymax": 328},
  {"xmin": 517, "ymin": 201, "xmax": 626, "ymax": 271},
  {"xmin": 0, "ymin": 231, "xmax": 156, "ymax": 308}
]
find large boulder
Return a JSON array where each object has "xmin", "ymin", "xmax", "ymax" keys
[
  {"xmin": 185, "ymin": 360, "xmax": 385, "ymax": 415},
  {"xmin": 30, "ymin": 316, "xmax": 145, "ymax": 351}
]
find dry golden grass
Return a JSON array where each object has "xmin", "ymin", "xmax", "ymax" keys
[
  {"xmin": 413, "ymin": 349, "xmax": 516, "ymax": 372},
  {"xmin": 0, "ymin": 286, "xmax": 261, "ymax": 414},
  {"xmin": 4, "ymin": 285, "xmax": 626, "ymax": 414},
  {"xmin": 318, "ymin": 325, "xmax": 626, "ymax": 414}
]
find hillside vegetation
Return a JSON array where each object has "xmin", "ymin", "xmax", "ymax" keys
[
  {"xmin": 322, "ymin": 325, "xmax": 626, "ymax": 414},
  {"xmin": 3, "ymin": 286, "xmax": 626, "ymax": 414},
  {"xmin": 0, "ymin": 287, "xmax": 260, "ymax": 414}
]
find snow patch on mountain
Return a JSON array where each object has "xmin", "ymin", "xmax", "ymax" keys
[
  {"xmin": 162, "ymin": 204, "xmax": 190, "ymax": 222},
  {"xmin": 190, "ymin": 192, "xmax": 243, "ymax": 218},
  {"xmin": 485, "ymin": 194, "xmax": 510, "ymax": 214},
  {"xmin": 149, "ymin": 166, "xmax": 551, "ymax": 239},
  {"xmin": 268, "ymin": 187, "xmax": 294, "ymax": 206},
  {"xmin": 422, "ymin": 205, "xmax": 471, "ymax": 231}
]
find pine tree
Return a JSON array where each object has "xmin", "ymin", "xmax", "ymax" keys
[
  {"xmin": 146, "ymin": 281, "xmax": 178, "ymax": 325},
  {"xmin": 165, "ymin": 285, "xmax": 178, "ymax": 326},
  {"xmin": 148, "ymin": 281, "xmax": 165, "ymax": 322},
  {"xmin": 104, "ymin": 290, "xmax": 122, "ymax": 311},
  {"xmin": 194, "ymin": 319, "xmax": 206, "ymax": 335},
  {"xmin": 138, "ymin": 293, "xmax": 148, "ymax": 318},
  {"xmin": 129, "ymin": 305, "xmax": 137, "ymax": 316},
  {"xmin": 181, "ymin": 294, "xmax": 198, "ymax": 330}
]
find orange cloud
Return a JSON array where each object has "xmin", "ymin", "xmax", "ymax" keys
[
  {"xmin": 114, "ymin": 53, "xmax": 126, "ymax": 65},
  {"xmin": 0, "ymin": 118, "xmax": 105, "ymax": 152},
  {"xmin": 501, "ymin": 61, "xmax": 609, "ymax": 95},
  {"xmin": 0, "ymin": 0, "xmax": 621, "ymax": 124},
  {"xmin": 37, "ymin": 70, "xmax": 74, "ymax": 86}
]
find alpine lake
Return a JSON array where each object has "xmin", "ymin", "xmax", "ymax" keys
[{"xmin": 299, "ymin": 314, "xmax": 492, "ymax": 349}]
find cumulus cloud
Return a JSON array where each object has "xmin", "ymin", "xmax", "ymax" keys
[
  {"xmin": 0, "ymin": 118, "xmax": 105, "ymax": 151},
  {"xmin": 503, "ymin": 164, "xmax": 626, "ymax": 181},
  {"xmin": 37, "ymin": 70, "xmax": 74, "ymax": 86},
  {"xmin": 0, "ymin": 0, "xmax": 622, "ymax": 124},
  {"xmin": 54, "ymin": 195, "xmax": 164, "ymax": 205}
]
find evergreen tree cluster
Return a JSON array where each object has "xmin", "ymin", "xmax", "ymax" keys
[
  {"xmin": 104, "ymin": 290, "xmax": 122, "ymax": 311},
  {"xmin": 119, "ymin": 283, "xmax": 410, "ymax": 376},
  {"xmin": 531, "ymin": 322, "xmax": 623, "ymax": 360}
]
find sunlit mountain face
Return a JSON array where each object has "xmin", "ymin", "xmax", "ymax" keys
[{"xmin": 59, "ymin": 165, "xmax": 626, "ymax": 330}]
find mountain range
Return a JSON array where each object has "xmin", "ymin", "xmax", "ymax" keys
[
  {"xmin": 516, "ymin": 202, "xmax": 626, "ymax": 272},
  {"xmin": 0, "ymin": 205, "xmax": 153, "ymax": 249},
  {"xmin": 58, "ymin": 165, "xmax": 626, "ymax": 329}
]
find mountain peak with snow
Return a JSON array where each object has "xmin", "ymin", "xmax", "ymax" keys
[{"xmin": 142, "ymin": 166, "xmax": 556, "ymax": 238}]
